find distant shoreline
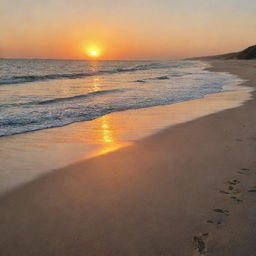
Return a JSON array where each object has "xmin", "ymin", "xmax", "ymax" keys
[{"xmin": 189, "ymin": 44, "xmax": 256, "ymax": 60}]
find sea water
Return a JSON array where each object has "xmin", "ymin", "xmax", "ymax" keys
[{"xmin": 0, "ymin": 59, "xmax": 241, "ymax": 137}]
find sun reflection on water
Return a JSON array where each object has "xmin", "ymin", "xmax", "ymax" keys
[
  {"xmin": 92, "ymin": 77, "xmax": 100, "ymax": 92},
  {"xmin": 87, "ymin": 66, "xmax": 126, "ymax": 155}
]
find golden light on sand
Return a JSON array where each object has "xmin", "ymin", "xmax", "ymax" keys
[
  {"xmin": 101, "ymin": 116, "xmax": 113, "ymax": 143},
  {"xmin": 98, "ymin": 115, "xmax": 123, "ymax": 155}
]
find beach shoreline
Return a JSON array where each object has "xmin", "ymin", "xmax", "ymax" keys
[
  {"xmin": 0, "ymin": 60, "xmax": 251, "ymax": 195},
  {"xmin": 0, "ymin": 60, "xmax": 256, "ymax": 255}
]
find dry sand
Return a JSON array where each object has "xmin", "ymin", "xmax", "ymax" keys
[{"xmin": 0, "ymin": 60, "xmax": 256, "ymax": 256}]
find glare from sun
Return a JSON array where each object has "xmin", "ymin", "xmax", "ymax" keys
[
  {"xmin": 85, "ymin": 45, "xmax": 101, "ymax": 58},
  {"xmin": 90, "ymin": 50, "xmax": 97, "ymax": 56}
]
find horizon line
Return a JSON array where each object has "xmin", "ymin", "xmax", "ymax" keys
[{"xmin": 0, "ymin": 57, "xmax": 182, "ymax": 62}]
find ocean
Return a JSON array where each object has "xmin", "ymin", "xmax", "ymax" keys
[{"xmin": 0, "ymin": 59, "xmax": 241, "ymax": 137}]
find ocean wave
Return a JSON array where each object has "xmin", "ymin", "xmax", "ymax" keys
[
  {"xmin": 134, "ymin": 72, "xmax": 194, "ymax": 83},
  {"xmin": 156, "ymin": 76, "xmax": 170, "ymax": 80},
  {"xmin": 0, "ymin": 62, "xmax": 167, "ymax": 86},
  {"xmin": 0, "ymin": 88, "xmax": 128, "ymax": 108},
  {"xmin": 0, "ymin": 72, "xmax": 94, "ymax": 85},
  {"xmin": 0, "ymin": 104, "xmax": 137, "ymax": 136},
  {"xmin": 134, "ymin": 75, "xmax": 170, "ymax": 83},
  {"xmin": 37, "ymin": 89, "xmax": 128, "ymax": 105}
]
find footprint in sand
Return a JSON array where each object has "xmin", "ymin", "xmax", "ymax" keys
[
  {"xmin": 238, "ymin": 168, "xmax": 251, "ymax": 175},
  {"xmin": 230, "ymin": 196, "xmax": 243, "ymax": 203},
  {"xmin": 193, "ymin": 232, "xmax": 208, "ymax": 256},
  {"xmin": 213, "ymin": 208, "xmax": 230, "ymax": 216},
  {"xmin": 228, "ymin": 185, "xmax": 234, "ymax": 190},
  {"xmin": 206, "ymin": 207, "xmax": 231, "ymax": 226},
  {"xmin": 227, "ymin": 179, "xmax": 240, "ymax": 185},
  {"xmin": 219, "ymin": 190, "xmax": 230, "ymax": 195},
  {"xmin": 206, "ymin": 219, "xmax": 223, "ymax": 225},
  {"xmin": 228, "ymin": 185, "xmax": 241, "ymax": 196},
  {"xmin": 219, "ymin": 178, "xmax": 242, "ymax": 202}
]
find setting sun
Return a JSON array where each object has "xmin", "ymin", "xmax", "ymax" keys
[
  {"xmin": 90, "ymin": 50, "xmax": 97, "ymax": 56},
  {"xmin": 85, "ymin": 45, "xmax": 101, "ymax": 58}
]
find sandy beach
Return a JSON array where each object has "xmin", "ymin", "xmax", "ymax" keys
[{"xmin": 0, "ymin": 60, "xmax": 256, "ymax": 256}]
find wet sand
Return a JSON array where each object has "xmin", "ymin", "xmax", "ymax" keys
[{"xmin": 0, "ymin": 60, "xmax": 256, "ymax": 255}]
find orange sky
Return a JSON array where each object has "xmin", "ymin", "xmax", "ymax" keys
[{"xmin": 0, "ymin": 0, "xmax": 255, "ymax": 60}]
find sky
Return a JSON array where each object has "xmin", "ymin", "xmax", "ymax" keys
[{"xmin": 0, "ymin": 0, "xmax": 255, "ymax": 60}]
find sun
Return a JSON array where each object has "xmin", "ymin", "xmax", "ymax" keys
[
  {"xmin": 90, "ymin": 50, "xmax": 97, "ymax": 57},
  {"xmin": 85, "ymin": 45, "xmax": 101, "ymax": 58}
]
